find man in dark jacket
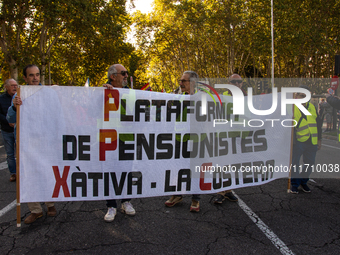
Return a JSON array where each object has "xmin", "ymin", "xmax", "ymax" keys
[
  {"xmin": 326, "ymin": 94, "xmax": 340, "ymax": 110},
  {"xmin": 0, "ymin": 79, "xmax": 18, "ymax": 181},
  {"xmin": 214, "ymin": 74, "xmax": 243, "ymax": 203}
]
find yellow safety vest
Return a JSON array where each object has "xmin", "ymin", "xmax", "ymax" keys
[
  {"xmin": 294, "ymin": 103, "xmax": 318, "ymax": 145},
  {"xmin": 223, "ymin": 90, "xmax": 231, "ymax": 96}
]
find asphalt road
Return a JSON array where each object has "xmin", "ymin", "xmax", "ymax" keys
[{"xmin": 1, "ymin": 135, "xmax": 340, "ymax": 255}]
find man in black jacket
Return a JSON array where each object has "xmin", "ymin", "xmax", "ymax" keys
[
  {"xmin": 0, "ymin": 79, "xmax": 18, "ymax": 181},
  {"xmin": 326, "ymin": 94, "xmax": 340, "ymax": 110}
]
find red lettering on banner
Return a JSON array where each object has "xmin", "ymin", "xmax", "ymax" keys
[
  {"xmin": 200, "ymin": 162, "xmax": 212, "ymax": 190},
  {"xmin": 99, "ymin": 129, "xmax": 117, "ymax": 161},
  {"xmin": 104, "ymin": 89, "xmax": 120, "ymax": 121},
  {"xmin": 52, "ymin": 166, "xmax": 71, "ymax": 197}
]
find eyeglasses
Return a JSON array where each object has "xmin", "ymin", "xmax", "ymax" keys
[
  {"xmin": 179, "ymin": 79, "xmax": 190, "ymax": 83},
  {"xmin": 230, "ymin": 80, "xmax": 242, "ymax": 84},
  {"xmin": 114, "ymin": 71, "xmax": 129, "ymax": 76}
]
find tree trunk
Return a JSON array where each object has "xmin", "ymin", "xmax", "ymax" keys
[
  {"xmin": 9, "ymin": 59, "xmax": 18, "ymax": 80},
  {"xmin": 41, "ymin": 54, "xmax": 46, "ymax": 85}
]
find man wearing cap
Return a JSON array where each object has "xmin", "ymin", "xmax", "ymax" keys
[{"xmin": 290, "ymin": 85, "xmax": 322, "ymax": 193}]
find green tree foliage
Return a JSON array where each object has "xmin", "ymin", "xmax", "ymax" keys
[
  {"xmin": 0, "ymin": 0, "xmax": 33, "ymax": 80},
  {"xmin": 2, "ymin": 0, "xmax": 339, "ymax": 92},
  {"xmin": 0, "ymin": 0, "xmax": 135, "ymax": 86},
  {"xmin": 134, "ymin": 0, "xmax": 340, "ymax": 94}
]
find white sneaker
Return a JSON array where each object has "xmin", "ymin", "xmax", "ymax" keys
[
  {"xmin": 121, "ymin": 201, "xmax": 135, "ymax": 216},
  {"xmin": 104, "ymin": 207, "xmax": 116, "ymax": 222}
]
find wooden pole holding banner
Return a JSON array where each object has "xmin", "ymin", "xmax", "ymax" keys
[
  {"xmin": 16, "ymin": 86, "xmax": 21, "ymax": 227},
  {"xmin": 287, "ymin": 125, "xmax": 294, "ymax": 193},
  {"xmin": 287, "ymin": 101, "xmax": 295, "ymax": 193}
]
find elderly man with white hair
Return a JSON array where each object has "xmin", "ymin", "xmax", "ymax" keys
[{"xmin": 0, "ymin": 78, "xmax": 18, "ymax": 182}]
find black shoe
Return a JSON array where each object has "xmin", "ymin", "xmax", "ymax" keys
[
  {"xmin": 301, "ymin": 184, "xmax": 311, "ymax": 193},
  {"xmin": 224, "ymin": 192, "xmax": 238, "ymax": 202},
  {"xmin": 213, "ymin": 194, "xmax": 225, "ymax": 204},
  {"xmin": 290, "ymin": 186, "xmax": 299, "ymax": 194}
]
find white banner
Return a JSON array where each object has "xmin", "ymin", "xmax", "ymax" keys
[{"xmin": 19, "ymin": 86, "xmax": 292, "ymax": 202}]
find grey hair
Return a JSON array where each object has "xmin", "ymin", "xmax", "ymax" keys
[
  {"xmin": 107, "ymin": 64, "xmax": 118, "ymax": 81},
  {"xmin": 183, "ymin": 71, "xmax": 199, "ymax": 80},
  {"xmin": 3, "ymin": 78, "xmax": 16, "ymax": 92}
]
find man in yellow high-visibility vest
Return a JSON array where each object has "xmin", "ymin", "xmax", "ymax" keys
[{"xmin": 290, "ymin": 85, "xmax": 322, "ymax": 194}]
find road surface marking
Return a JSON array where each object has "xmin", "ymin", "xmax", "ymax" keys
[
  {"xmin": 234, "ymin": 193, "xmax": 295, "ymax": 255},
  {"xmin": 322, "ymin": 144, "xmax": 340, "ymax": 150},
  {"xmin": 0, "ymin": 200, "xmax": 16, "ymax": 218}
]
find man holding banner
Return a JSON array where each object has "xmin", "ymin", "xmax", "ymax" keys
[
  {"xmin": 164, "ymin": 70, "xmax": 201, "ymax": 212},
  {"xmin": 102, "ymin": 64, "xmax": 136, "ymax": 222},
  {"xmin": 7, "ymin": 64, "xmax": 57, "ymax": 224}
]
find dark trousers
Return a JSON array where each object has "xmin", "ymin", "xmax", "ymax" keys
[
  {"xmin": 106, "ymin": 199, "xmax": 131, "ymax": 208},
  {"xmin": 291, "ymin": 139, "xmax": 318, "ymax": 188}
]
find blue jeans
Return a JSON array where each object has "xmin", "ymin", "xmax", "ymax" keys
[
  {"xmin": 291, "ymin": 139, "xmax": 318, "ymax": 188},
  {"xmin": 1, "ymin": 130, "xmax": 16, "ymax": 174}
]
